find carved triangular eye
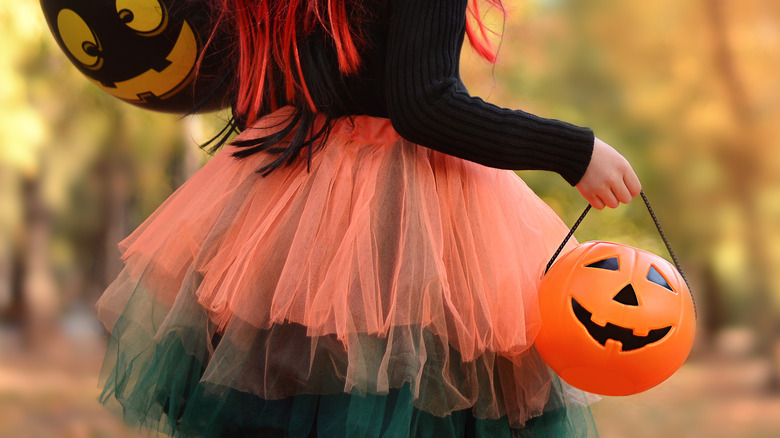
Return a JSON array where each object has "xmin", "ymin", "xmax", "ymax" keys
[
  {"xmin": 647, "ymin": 266, "xmax": 674, "ymax": 292},
  {"xmin": 586, "ymin": 257, "xmax": 619, "ymax": 271}
]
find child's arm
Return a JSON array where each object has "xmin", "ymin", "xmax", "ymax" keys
[
  {"xmin": 385, "ymin": 0, "xmax": 593, "ymax": 186},
  {"xmin": 385, "ymin": 0, "xmax": 640, "ymax": 207}
]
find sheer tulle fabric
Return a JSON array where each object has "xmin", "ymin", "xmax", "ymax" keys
[{"xmin": 96, "ymin": 109, "xmax": 597, "ymax": 436}]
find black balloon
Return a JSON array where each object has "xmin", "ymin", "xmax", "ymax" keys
[{"xmin": 40, "ymin": 0, "xmax": 233, "ymax": 113}]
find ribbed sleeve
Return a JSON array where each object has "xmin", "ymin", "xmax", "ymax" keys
[{"xmin": 384, "ymin": 0, "xmax": 595, "ymax": 185}]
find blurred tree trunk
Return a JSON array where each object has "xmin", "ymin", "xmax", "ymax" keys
[
  {"xmin": 20, "ymin": 174, "xmax": 59, "ymax": 346},
  {"xmin": 706, "ymin": 0, "xmax": 780, "ymax": 390},
  {"xmin": 699, "ymin": 263, "xmax": 726, "ymax": 351},
  {"xmin": 85, "ymin": 111, "xmax": 133, "ymax": 305},
  {"xmin": 2, "ymin": 235, "xmax": 26, "ymax": 328},
  {"xmin": 0, "ymin": 245, "xmax": 10, "ymax": 315}
]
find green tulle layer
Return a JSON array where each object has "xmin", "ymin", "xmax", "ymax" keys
[{"xmin": 99, "ymin": 325, "xmax": 597, "ymax": 438}]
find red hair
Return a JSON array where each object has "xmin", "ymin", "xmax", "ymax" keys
[
  {"xmin": 466, "ymin": 0, "xmax": 504, "ymax": 63},
  {"xmin": 214, "ymin": 0, "xmax": 504, "ymax": 126}
]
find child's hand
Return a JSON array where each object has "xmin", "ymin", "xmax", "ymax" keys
[{"xmin": 575, "ymin": 137, "xmax": 642, "ymax": 209}]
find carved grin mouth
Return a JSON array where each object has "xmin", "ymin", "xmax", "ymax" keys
[
  {"xmin": 571, "ymin": 298, "xmax": 672, "ymax": 351},
  {"xmin": 94, "ymin": 21, "xmax": 198, "ymax": 102}
]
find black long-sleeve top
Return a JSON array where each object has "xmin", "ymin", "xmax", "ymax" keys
[{"xmin": 304, "ymin": 0, "xmax": 595, "ymax": 185}]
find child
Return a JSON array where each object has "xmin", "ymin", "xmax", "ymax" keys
[{"xmin": 96, "ymin": 0, "xmax": 640, "ymax": 436}]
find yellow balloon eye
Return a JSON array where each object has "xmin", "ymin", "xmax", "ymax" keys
[
  {"xmin": 115, "ymin": 0, "xmax": 168, "ymax": 35},
  {"xmin": 56, "ymin": 9, "xmax": 103, "ymax": 70}
]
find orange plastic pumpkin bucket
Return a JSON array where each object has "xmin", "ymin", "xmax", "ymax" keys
[{"xmin": 534, "ymin": 192, "xmax": 696, "ymax": 396}]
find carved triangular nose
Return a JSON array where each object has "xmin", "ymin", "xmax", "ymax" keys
[{"xmin": 613, "ymin": 284, "xmax": 639, "ymax": 306}]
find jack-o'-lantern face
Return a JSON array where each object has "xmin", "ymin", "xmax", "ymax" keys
[
  {"xmin": 571, "ymin": 258, "xmax": 675, "ymax": 351},
  {"xmin": 535, "ymin": 241, "xmax": 696, "ymax": 396},
  {"xmin": 40, "ymin": 0, "xmax": 229, "ymax": 112}
]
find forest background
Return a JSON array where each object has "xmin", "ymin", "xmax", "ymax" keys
[{"xmin": 2, "ymin": 0, "xmax": 780, "ymax": 436}]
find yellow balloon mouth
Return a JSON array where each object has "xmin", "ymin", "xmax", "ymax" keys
[{"xmin": 92, "ymin": 20, "xmax": 198, "ymax": 104}]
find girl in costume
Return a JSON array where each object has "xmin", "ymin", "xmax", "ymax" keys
[{"xmin": 96, "ymin": 0, "xmax": 641, "ymax": 436}]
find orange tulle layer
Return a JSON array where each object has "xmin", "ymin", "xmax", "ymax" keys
[{"xmin": 96, "ymin": 108, "xmax": 592, "ymax": 426}]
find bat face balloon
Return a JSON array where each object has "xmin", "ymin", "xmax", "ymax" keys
[{"xmin": 41, "ymin": 0, "xmax": 233, "ymax": 112}]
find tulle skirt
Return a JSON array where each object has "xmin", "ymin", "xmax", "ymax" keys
[{"xmin": 96, "ymin": 109, "xmax": 598, "ymax": 437}]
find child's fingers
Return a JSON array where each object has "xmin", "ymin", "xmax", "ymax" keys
[
  {"xmin": 601, "ymin": 189, "xmax": 620, "ymax": 209},
  {"xmin": 590, "ymin": 197, "xmax": 606, "ymax": 210},
  {"xmin": 625, "ymin": 173, "xmax": 642, "ymax": 198},
  {"xmin": 612, "ymin": 181, "xmax": 633, "ymax": 205}
]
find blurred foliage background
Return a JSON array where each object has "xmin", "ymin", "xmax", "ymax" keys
[{"xmin": 2, "ymin": 0, "xmax": 780, "ymax": 436}]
